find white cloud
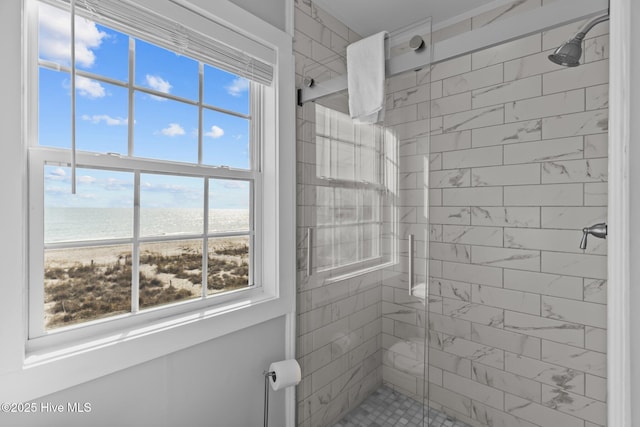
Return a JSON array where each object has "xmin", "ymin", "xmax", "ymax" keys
[
  {"xmin": 160, "ymin": 123, "xmax": 185, "ymax": 137},
  {"xmin": 145, "ymin": 75, "xmax": 172, "ymax": 94},
  {"xmin": 225, "ymin": 77, "xmax": 249, "ymax": 97},
  {"xmin": 76, "ymin": 76, "xmax": 105, "ymax": 98},
  {"xmin": 78, "ymin": 175, "xmax": 96, "ymax": 184},
  {"xmin": 205, "ymin": 125, "xmax": 224, "ymax": 139},
  {"xmin": 224, "ymin": 181, "xmax": 246, "ymax": 189},
  {"xmin": 38, "ymin": 3, "xmax": 107, "ymax": 68},
  {"xmin": 81, "ymin": 114, "xmax": 127, "ymax": 125}
]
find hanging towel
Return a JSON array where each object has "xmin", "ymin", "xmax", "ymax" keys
[{"xmin": 347, "ymin": 31, "xmax": 387, "ymax": 124}]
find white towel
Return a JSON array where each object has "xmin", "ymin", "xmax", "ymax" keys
[{"xmin": 347, "ymin": 31, "xmax": 387, "ymax": 124}]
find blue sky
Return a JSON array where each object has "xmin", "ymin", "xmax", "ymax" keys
[{"xmin": 38, "ymin": 3, "xmax": 251, "ymax": 212}]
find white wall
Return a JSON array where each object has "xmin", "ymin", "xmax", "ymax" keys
[
  {"xmin": 1, "ymin": 316, "xmax": 287, "ymax": 427},
  {"xmin": 0, "ymin": 0, "xmax": 291, "ymax": 426},
  {"xmin": 228, "ymin": 0, "xmax": 287, "ymax": 32},
  {"xmin": 629, "ymin": 0, "xmax": 640, "ymax": 424}
]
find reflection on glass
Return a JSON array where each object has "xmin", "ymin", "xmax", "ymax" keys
[
  {"xmin": 39, "ymin": 68, "xmax": 71, "ymax": 149},
  {"xmin": 202, "ymin": 109, "xmax": 250, "ymax": 169},
  {"xmin": 139, "ymin": 240, "xmax": 202, "ymax": 309},
  {"xmin": 135, "ymin": 39, "xmax": 198, "ymax": 101},
  {"xmin": 44, "ymin": 245, "xmax": 132, "ymax": 330},
  {"xmin": 207, "ymin": 236, "xmax": 250, "ymax": 296},
  {"xmin": 134, "ymin": 93, "xmax": 198, "ymax": 163},
  {"xmin": 208, "ymin": 179, "xmax": 250, "ymax": 233},
  {"xmin": 77, "ymin": 80, "xmax": 129, "ymax": 154},
  {"xmin": 140, "ymin": 174, "xmax": 204, "ymax": 237},
  {"xmin": 204, "ymin": 65, "xmax": 249, "ymax": 115},
  {"xmin": 44, "ymin": 166, "xmax": 134, "ymax": 243}
]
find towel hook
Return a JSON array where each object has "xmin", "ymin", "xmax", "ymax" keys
[{"xmin": 409, "ymin": 35, "xmax": 424, "ymax": 51}]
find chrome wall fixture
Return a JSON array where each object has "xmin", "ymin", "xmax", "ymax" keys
[
  {"xmin": 580, "ymin": 223, "xmax": 608, "ymax": 249},
  {"xmin": 548, "ymin": 13, "xmax": 609, "ymax": 67}
]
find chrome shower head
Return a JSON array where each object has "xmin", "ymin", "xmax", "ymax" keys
[
  {"xmin": 548, "ymin": 34, "xmax": 585, "ymax": 67},
  {"xmin": 548, "ymin": 13, "xmax": 609, "ymax": 67}
]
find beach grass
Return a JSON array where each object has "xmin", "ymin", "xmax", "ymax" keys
[{"xmin": 44, "ymin": 237, "xmax": 249, "ymax": 329}]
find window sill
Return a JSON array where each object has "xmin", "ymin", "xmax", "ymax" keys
[{"xmin": 3, "ymin": 290, "xmax": 291, "ymax": 402}]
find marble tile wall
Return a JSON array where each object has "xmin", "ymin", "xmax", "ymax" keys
[
  {"xmin": 380, "ymin": 1, "xmax": 608, "ymax": 426},
  {"xmin": 294, "ymin": 0, "xmax": 608, "ymax": 426},
  {"xmin": 294, "ymin": 2, "xmax": 385, "ymax": 427}
]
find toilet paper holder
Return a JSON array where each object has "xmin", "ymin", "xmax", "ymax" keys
[{"xmin": 263, "ymin": 370, "xmax": 276, "ymax": 427}]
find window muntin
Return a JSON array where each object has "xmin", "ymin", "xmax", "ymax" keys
[{"xmin": 33, "ymin": 1, "xmax": 260, "ymax": 336}]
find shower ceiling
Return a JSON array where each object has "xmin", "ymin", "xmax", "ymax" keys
[{"xmin": 311, "ymin": 0, "xmax": 518, "ymax": 36}]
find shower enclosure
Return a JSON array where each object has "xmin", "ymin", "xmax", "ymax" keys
[{"xmin": 295, "ymin": 14, "xmax": 445, "ymax": 426}]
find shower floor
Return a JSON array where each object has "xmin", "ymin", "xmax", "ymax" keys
[{"xmin": 332, "ymin": 386, "xmax": 471, "ymax": 427}]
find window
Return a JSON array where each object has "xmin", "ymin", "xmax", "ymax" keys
[
  {"xmin": 26, "ymin": 0, "xmax": 292, "ymax": 349},
  {"xmin": 314, "ymin": 104, "xmax": 388, "ymax": 273}
]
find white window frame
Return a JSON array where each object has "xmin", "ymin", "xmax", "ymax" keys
[{"xmin": 0, "ymin": 0, "xmax": 294, "ymax": 403}]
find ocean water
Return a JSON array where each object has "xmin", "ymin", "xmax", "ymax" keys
[{"xmin": 45, "ymin": 207, "xmax": 250, "ymax": 243}]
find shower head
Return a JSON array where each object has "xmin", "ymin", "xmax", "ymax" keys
[{"xmin": 548, "ymin": 13, "xmax": 609, "ymax": 67}]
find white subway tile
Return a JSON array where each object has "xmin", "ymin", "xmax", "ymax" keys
[
  {"xmin": 505, "ymin": 394, "xmax": 584, "ymax": 427},
  {"xmin": 443, "ymin": 187, "xmax": 503, "ymax": 207},
  {"xmin": 584, "ymin": 279, "xmax": 607, "ymax": 304},
  {"xmin": 472, "ymin": 246, "xmax": 541, "ymax": 271},
  {"xmin": 584, "ymin": 34, "xmax": 609, "ymax": 63},
  {"xmin": 584, "ymin": 133, "xmax": 608, "ymax": 158},
  {"xmin": 585, "ymin": 326, "xmax": 606, "ymax": 353},
  {"xmin": 430, "ymin": 242, "xmax": 471, "ymax": 263},
  {"xmin": 431, "ymin": 54, "xmax": 472, "ymax": 81},
  {"xmin": 504, "ymin": 50, "xmax": 563, "ymax": 82},
  {"xmin": 443, "ymin": 105, "xmax": 505, "ymax": 133},
  {"xmin": 504, "ymin": 269, "xmax": 584, "ymax": 300},
  {"xmin": 541, "ymin": 206, "xmax": 607, "ymax": 229},
  {"xmin": 585, "ymin": 182, "xmax": 608, "ymax": 206},
  {"xmin": 472, "ymin": 324, "xmax": 541, "ymax": 359},
  {"xmin": 542, "ymin": 158, "xmax": 607, "ymax": 184},
  {"xmin": 542, "ymin": 296, "xmax": 607, "ymax": 328},
  {"xmin": 430, "ymin": 207, "xmax": 471, "ymax": 225},
  {"xmin": 542, "ymin": 252, "xmax": 607, "ymax": 280},
  {"xmin": 473, "ymin": 284, "xmax": 541, "ymax": 315},
  {"xmin": 444, "ymin": 299, "xmax": 504, "ymax": 328},
  {"xmin": 430, "ymin": 169, "xmax": 471, "ymax": 188},
  {"xmin": 429, "ymin": 312, "xmax": 472, "ymax": 340},
  {"xmin": 430, "ymin": 131, "xmax": 472, "ymax": 153},
  {"xmin": 505, "ymin": 227, "xmax": 606, "ymax": 255},
  {"xmin": 504, "ymin": 183, "xmax": 583, "ymax": 206},
  {"xmin": 472, "ymin": 164, "xmax": 541, "ymax": 186},
  {"xmin": 442, "ymin": 225, "xmax": 503, "ymax": 246},
  {"xmin": 442, "ymin": 261, "xmax": 503, "ymax": 287},
  {"xmin": 432, "ymin": 92, "xmax": 472, "ymax": 118},
  {"xmin": 503, "ymin": 137, "xmax": 584, "ymax": 164},
  {"xmin": 431, "ymin": 278, "xmax": 471, "ymax": 301},
  {"xmin": 444, "ymin": 371, "xmax": 504, "ymax": 410},
  {"xmin": 428, "ymin": 383, "xmax": 472, "ymax": 416},
  {"xmin": 472, "ymin": 34, "xmax": 541, "ymax": 70},
  {"xmin": 472, "ymin": 76, "xmax": 541, "ymax": 109},
  {"xmin": 586, "ymin": 84, "xmax": 608, "ymax": 110},
  {"xmin": 472, "ymin": 362, "xmax": 542, "ymax": 402},
  {"xmin": 505, "ymin": 352, "xmax": 585, "ymax": 394},
  {"xmin": 505, "ymin": 311, "xmax": 584, "ymax": 346},
  {"xmin": 472, "ymin": 401, "xmax": 539, "ymax": 427},
  {"xmin": 585, "ymin": 374, "xmax": 607, "ymax": 402},
  {"xmin": 429, "ymin": 347, "xmax": 471, "ymax": 377},
  {"xmin": 543, "ymin": 60, "xmax": 609, "ymax": 95},
  {"xmin": 443, "ymin": 64, "xmax": 503, "ymax": 96},
  {"xmin": 435, "ymin": 333, "xmax": 505, "ymax": 369},
  {"xmin": 541, "ymin": 340, "xmax": 606, "ymax": 377},
  {"xmin": 443, "ymin": 146, "xmax": 503, "ymax": 169},
  {"xmin": 542, "ymin": 18, "xmax": 608, "ymax": 51},
  {"xmin": 541, "ymin": 384, "xmax": 606, "ymax": 425},
  {"xmin": 471, "ymin": 207, "xmax": 540, "ymax": 228},
  {"xmin": 472, "ymin": 0, "xmax": 541, "ymax": 29},
  {"xmin": 472, "ymin": 120, "xmax": 541, "ymax": 147},
  {"xmin": 543, "ymin": 110, "xmax": 609, "ymax": 139},
  {"xmin": 505, "ymin": 89, "xmax": 585, "ymax": 122}
]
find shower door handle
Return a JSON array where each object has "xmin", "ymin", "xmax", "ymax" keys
[
  {"xmin": 408, "ymin": 234, "xmax": 414, "ymax": 296},
  {"xmin": 306, "ymin": 227, "xmax": 313, "ymax": 276}
]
